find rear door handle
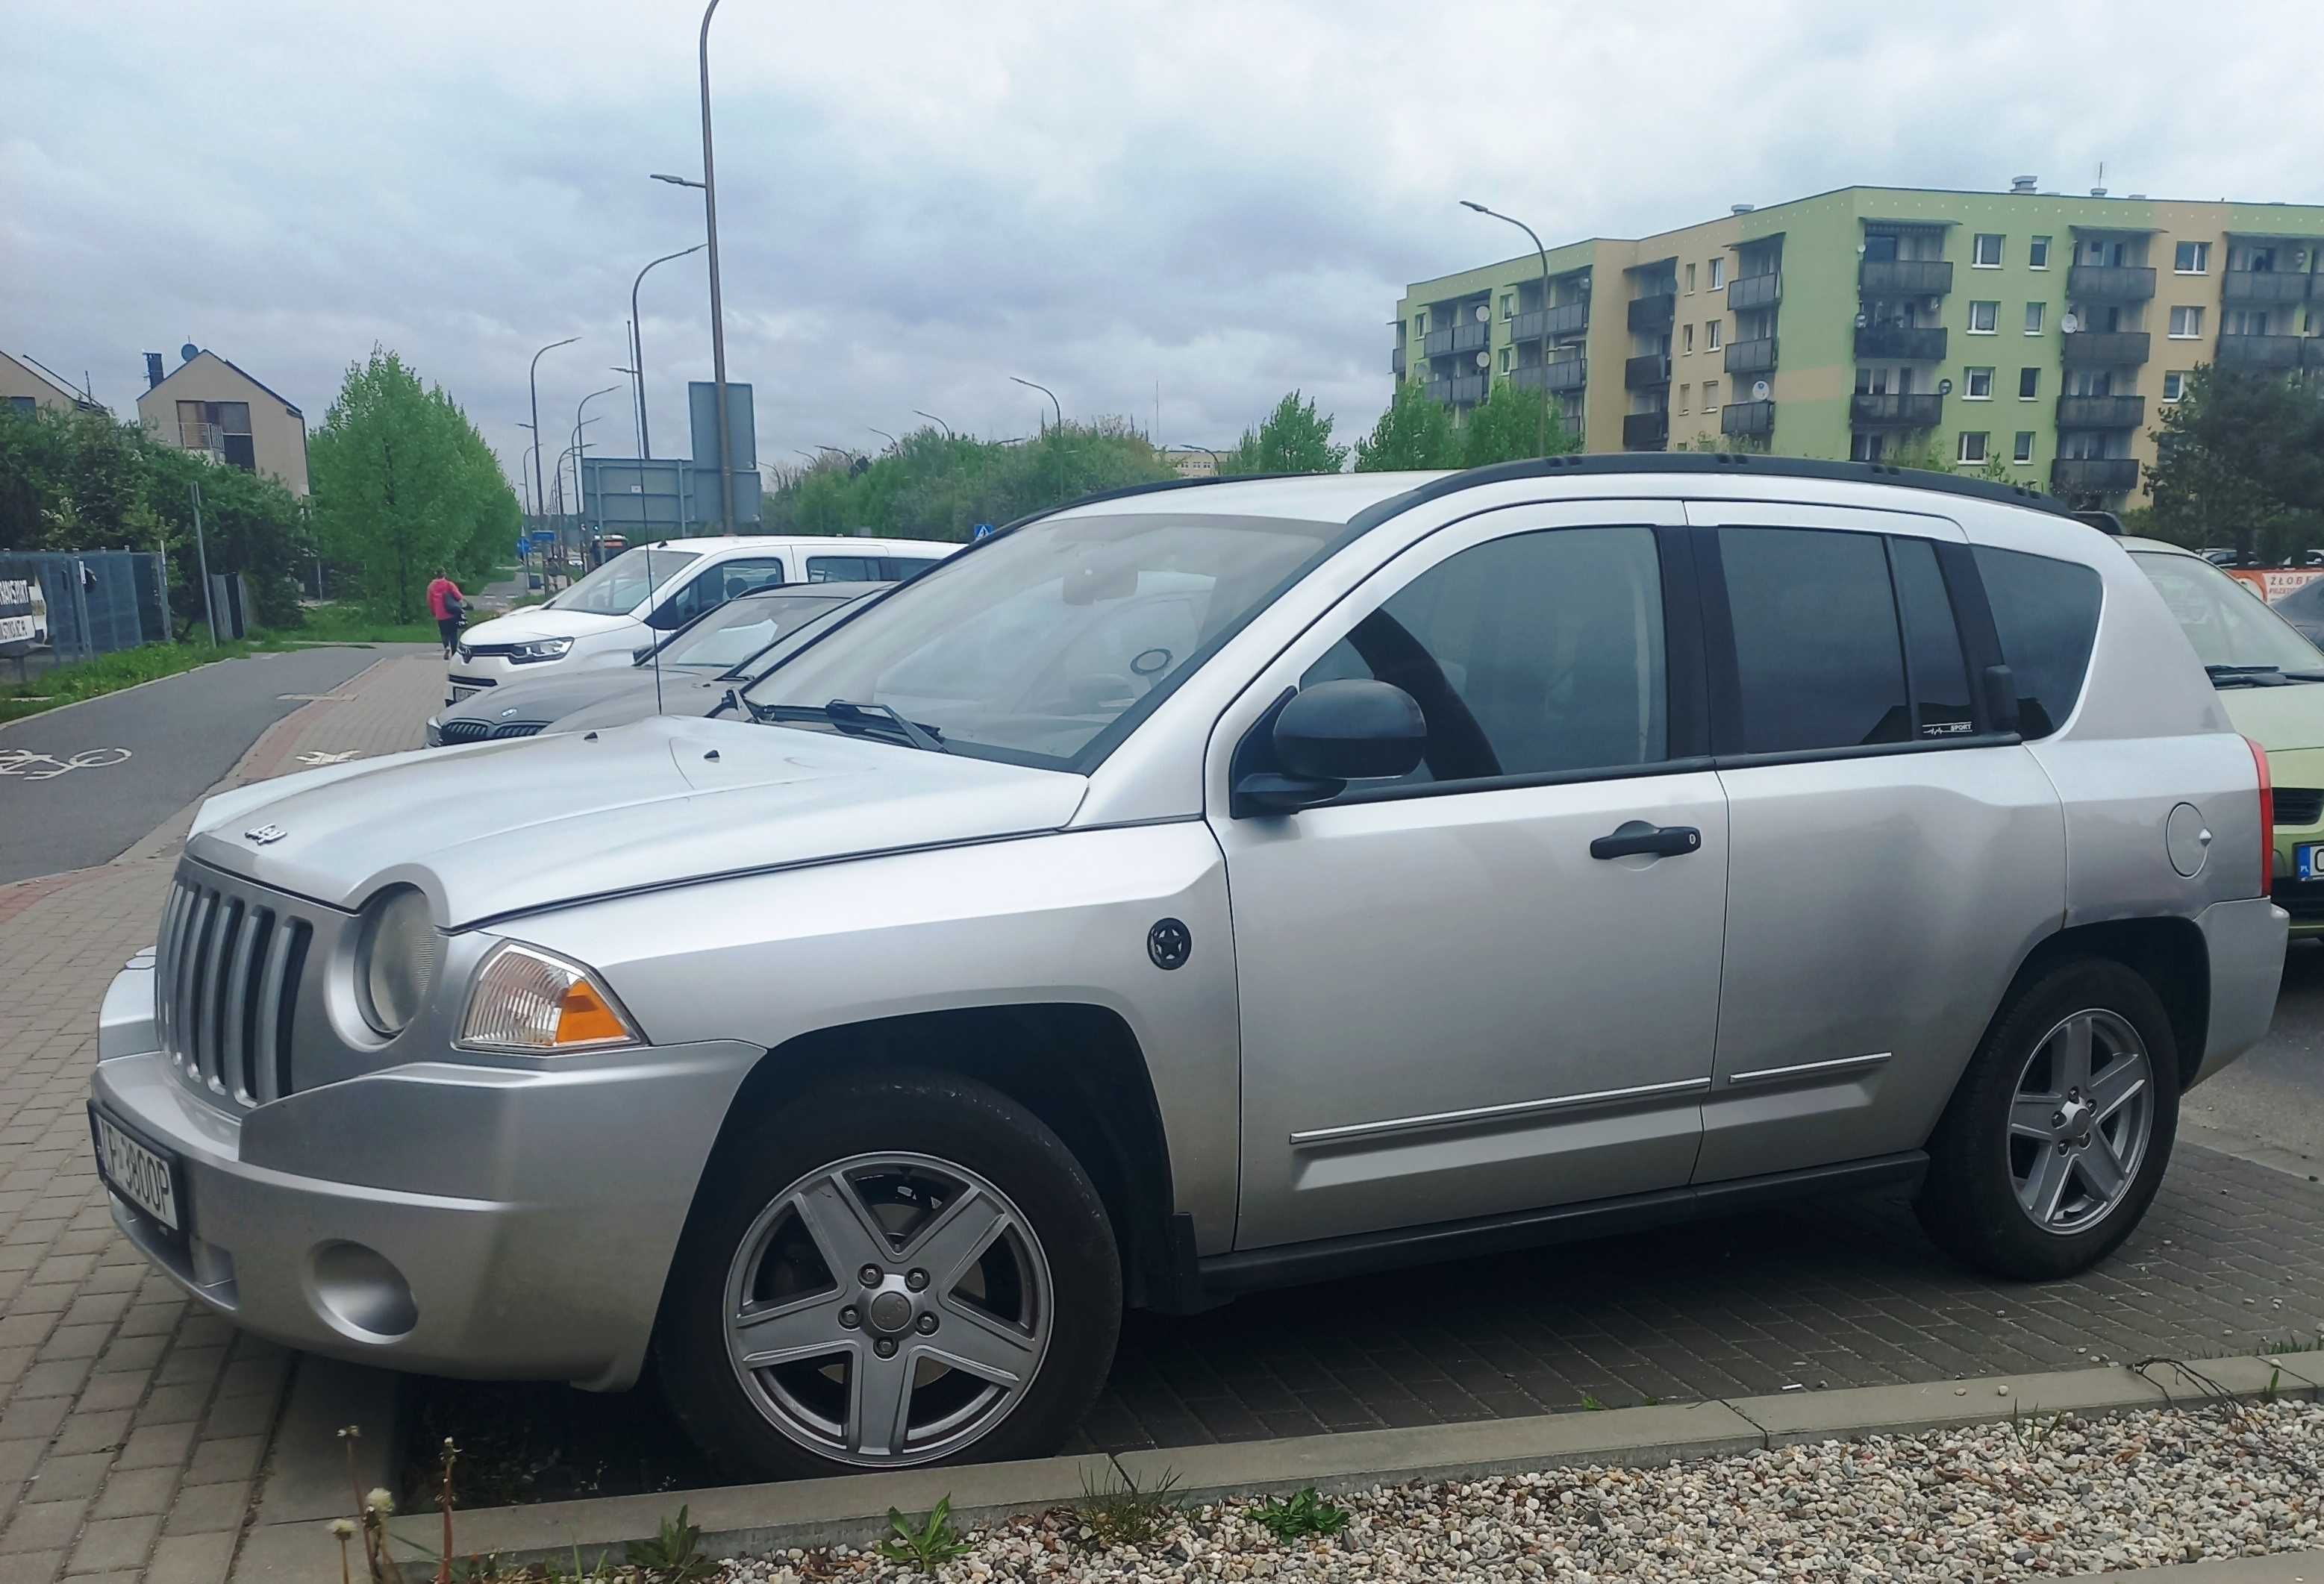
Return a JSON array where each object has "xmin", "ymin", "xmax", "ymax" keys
[{"xmin": 1590, "ymin": 821, "xmax": 1702, "ymax": 860}]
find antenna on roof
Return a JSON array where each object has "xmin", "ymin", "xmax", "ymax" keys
[{"xmin": 650, "ymin": 541, "xmax": 666, "ymax": 719}]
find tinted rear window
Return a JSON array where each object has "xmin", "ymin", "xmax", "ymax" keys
[
  {"xmin": 1719, "ymin": 527, "xmax": 1911, "ymax": 754},
  {"xmin": 1974, "ymin": 545, "xmax": 2102, "ymax": 738}
]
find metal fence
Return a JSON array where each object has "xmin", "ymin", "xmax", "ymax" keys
[{"xmin": 0, "ymin": 551, "xmax": 170, "ymax": 669}]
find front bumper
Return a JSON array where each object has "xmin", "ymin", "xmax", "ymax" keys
[{"xmin": 90, "ymin": 958, "xmax": 760, "ymax": 1390}]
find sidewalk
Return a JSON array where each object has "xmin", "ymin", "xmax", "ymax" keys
[{"xmin": 0, "ymin": 651, "xmax": 438, "ymax": 1584}]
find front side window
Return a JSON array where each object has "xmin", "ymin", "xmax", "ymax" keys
[
  {"xmin": 546, "ymin": 545, "xmax": 702, "ymax": 616},
  {"xmin": 1718, "ymin": 528, "xmax": 1910, "ymax": 754},
  {"xmin": 744, "ymin": 513, "xmax": 1339, "ymax": 768},
  {"xmin": 1972, "ymin": 234, "xmax": 2004, "ymax": 267},
  {"xmin": 1300, "ymin": 525, "xmax": 1667, "ymax": 785},
  {"xmin": 1975, "ymin": 545, "xmax": 2102, "ymax": 737}
]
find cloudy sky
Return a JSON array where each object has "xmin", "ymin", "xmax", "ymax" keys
[{"xmin": 6, "ymin": 0, "xmax": 2315, "ymax": 498}]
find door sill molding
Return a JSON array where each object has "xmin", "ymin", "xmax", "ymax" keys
[
  {"xmin": 1288, "ymin": 1075, "xmax": 1711, "ymax": 1151},
  {"xmin": 1724, "ymin": 1051, "xmax": 1893, "ymax": 1088}
]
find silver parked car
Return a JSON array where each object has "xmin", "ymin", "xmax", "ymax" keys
[{"xmin": 90, "ymin": 460, "xmax": 2284, "ymax": 1480}]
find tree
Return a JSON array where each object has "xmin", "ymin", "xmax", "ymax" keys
[
  {"xmin": 1224, "ymin": 391, "xmax": 1347, "ymax": 475},
  {"xmin": 1458, "ymin": 381, "xmax": 1581, "ymax": 469},
  {"xmin": 2145, "ymin": 365, "xmax": 2324, "ymax": 563},
  {"xmin": 1353, "ymin": 381, "xmax": 1458, "ymax": 472},
  {"xmin": 308, "ymin": 349, "xmax": 517, "ymax": 621}
]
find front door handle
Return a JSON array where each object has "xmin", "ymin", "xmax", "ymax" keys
[{"xmin": 1590, "ymin": 821, "xmax": 1702, "ymax": 860}]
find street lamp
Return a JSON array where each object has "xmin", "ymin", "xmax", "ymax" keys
[
  {"xmin": 610, "ymin": 358, "xmax": 643, "ymax": 461},
  {"xmin": 869, "ymin": 427, "xmax": 897, "ymax": 451},
  {"xmin": 527, "ymin": 336, "xmax": 578, "ymax": 532},
  {"xmin": 1010, "ymin": 376, "xmax": 1064, "ymax": 504},
  {"xmin": 628, "ymin": 241, "xmax": 706, "ymax": 460},
  {"xmin": 1461, "ymin": 199, "xmax": 1554, "ymax": 458},
  {"xmin": 572, "ymin": 386, "xmax": 620, "ymax": 544},
  {"xmin": 913, "ymin": 410, "xmax": 953, "ymax": 440},
  {"xmin": 1172, "ymin": 443, "xmax": 1226, "ymax": 475},
  {"xmin": 645, "ymin": 0, "xmax": 735, "ymax": 534}
]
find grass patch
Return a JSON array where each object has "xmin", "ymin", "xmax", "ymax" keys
[
  {"xmin": 286, "ymin": 604, "xmax": 440, "ymax": 645},
  {"xmin": 0, "ymin": 636, "xmax": 294, "ymax": 723}
]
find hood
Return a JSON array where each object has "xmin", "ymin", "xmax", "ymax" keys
[
  {"xmin": 460, "ymin": 607, "xmax": 635, "ymax": 646},
  {"xmin": 548, "ymin": 676, "xmax": 731, "ymax": 732},
  {"xmin": 186, "ymin": 716, "xmax": 1088, "ymax": 927},
  {"xmin": 438, "ymin": 669, "xmax": 657, "ymax": 729},
  {"xmin": 2218, "ymin": 683, "xmax": 2324, "ymax": 754}
]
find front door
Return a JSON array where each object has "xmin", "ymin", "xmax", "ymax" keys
[{"xmin": 1209, "ymin": 502, "xmax": 1728, "ymax": 1250}]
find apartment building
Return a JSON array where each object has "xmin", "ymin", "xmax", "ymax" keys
[
  {"xmin": 1394, "ymin": 181, "xmax": 2324, "ymax": 507},
  {"xmin": 134, "ymin": 344, "xmax": 310, "ymax": 496}
]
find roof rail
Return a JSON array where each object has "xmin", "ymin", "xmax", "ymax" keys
[{"xmin": 2070, "ymin": 510, "xmax": 2125, "ymax": 535}]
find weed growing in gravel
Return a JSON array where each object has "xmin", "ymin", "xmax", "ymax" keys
[
  {"xmin": 876, "ymin": 1497, "xmax": 972, "ymax": 1572},
  {"xmin": 1249, "ymin": 1487, "xmax": 1351, "ymax": 1542},
  {"xmin": 2006, "ymin": 1403, "xmax": 2070, "ymax": 1453},
  {"xmin": 2264, "ymin": 1332, "xmax": 2323, "ymax": 1355},
  {"xmin": 1075, "ymin": 1464, "xmax": 1184, "ymax": 1547},
  {"xmin": 1578, "ymin": 1394, "xmax": 1606, "ymax": 1412}
]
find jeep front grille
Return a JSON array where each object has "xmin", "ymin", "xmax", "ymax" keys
[{"xmin": 154, "ymin": 876, "xmax": 311, "ymax": 1107}]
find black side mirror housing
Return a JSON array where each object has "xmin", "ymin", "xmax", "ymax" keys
[
  {"xmin": 1981, "ymin": 663, "xmax": 2020, "ymax": 736},
  {"xmin": 1233, "ymin": 680, "xmax": 1427, "ymax": 816}
]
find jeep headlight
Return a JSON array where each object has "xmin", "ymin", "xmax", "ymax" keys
[
  {"xmin": 354, "ymin": 886, "xmax": 440, "ymax": 1037},
  {"xmin": 507, "ymin": 637, "xmax": 573, "ymax": 665},
  {"xmin": 459, "ymin": 942, "xmax": 640, "ymax": 1054}
]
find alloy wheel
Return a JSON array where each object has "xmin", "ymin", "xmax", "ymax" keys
[
  {"xmin": 722, "ymin": 1151, "xmax": 1052, "ymax": 1468},
  {"xmin": 2007, "ymin": 1008, "xmax": 2154, "ymax": 1236}
]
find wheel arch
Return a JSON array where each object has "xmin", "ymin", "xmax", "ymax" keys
[{"xmin": 1987, "ymin": 916, "xmax": 2210, "ymax": 1089}]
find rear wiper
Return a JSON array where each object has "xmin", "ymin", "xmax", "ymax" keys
[{"xmin": 746, "ymin": 698, "xmax": 949, "ymax": 752}]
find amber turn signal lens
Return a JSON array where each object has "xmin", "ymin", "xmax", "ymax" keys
[{"xmin": 553, "ymin": 980, "xmax": 629, "ymax": 1046}]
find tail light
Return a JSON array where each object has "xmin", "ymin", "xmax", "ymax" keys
[{"xmin": 2246, "ymin": 735, "xmax": 2273, "ymax": 896}]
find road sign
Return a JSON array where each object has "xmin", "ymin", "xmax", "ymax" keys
[
  {"xmin": 973, "ymin": 523, "xmax": 994, "ymax": 540},
  {"xmin": 529, "ymin": 529, "xmax": 557, "ymax": 548},
  {"xmin": 516, "ymin": 537, "xmax": 528, "ymax": 560}
]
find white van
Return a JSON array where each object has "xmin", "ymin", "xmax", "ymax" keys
[{"xmin": 446, "ymin": 535, "xmax": 953, "ymax": 704}]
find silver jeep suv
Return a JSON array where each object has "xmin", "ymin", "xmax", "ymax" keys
[{"xmin": 90, "ymin": 459, "xmax": 2285, "ymax": 1479}]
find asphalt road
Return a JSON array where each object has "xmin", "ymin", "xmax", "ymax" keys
[
  {"xmin": 2185, "ymin": 936, "xmax": 2324, "ymax": 1168},
  {"xmin": 0, "ymin": 646, "xmax": 378, "ymax": 885}
]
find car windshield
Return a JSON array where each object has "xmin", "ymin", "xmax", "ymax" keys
[
  {"xmin": 652, "ymin": 592, "xmax": 853, "ymax": 672},
  {"xmin": 546, "ymin": 545, "xmax": 701, "ymax": 616},
  {"xmin": 2131, "ymin": 551, "xmax": 2324, "ymax": 677},
  {"xmin": 742, "ymin": 512, "xmax": 1340, "ymax": 767},
  {"xmin": 2273, "ymin": 576, "xmax": 2324, "ymax": 619}
]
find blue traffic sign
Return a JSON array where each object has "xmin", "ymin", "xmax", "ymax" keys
[
  {"xmin": 973, "ymin": 523, "xmax": 994, "ymax": 540},
  {"xmin": 528, "ymin": 529, "xmax": 557, "ymax": 548}
]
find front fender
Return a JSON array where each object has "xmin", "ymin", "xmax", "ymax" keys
[{"xmin": 493, "ymin": 822, "xmax": 1241, "ymax": 1253}]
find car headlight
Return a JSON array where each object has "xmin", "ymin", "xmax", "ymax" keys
[
  {"xmin": 507, "ymin": 638, "xmax": 573, "ymax": 665},
  {"xmin": 424, "ymin": 716, "xmax": 444, "ymax": 747},
  {"xmin": 354, "ymin": 886, "xmax": 440, "ymax": 1037},
  {"xmin": 458, "ymin": 942, "xmax": 640, "ymax": 1054}
]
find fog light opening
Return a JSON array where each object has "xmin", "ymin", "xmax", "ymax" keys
[{"xmin": 309, "ymin": 1241, "xmax": 419, "ymax": 1341}]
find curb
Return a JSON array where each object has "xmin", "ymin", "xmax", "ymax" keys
[{"xmin": 225, "ymin": 1352, "xmax": 2324, "ymax": 1582}]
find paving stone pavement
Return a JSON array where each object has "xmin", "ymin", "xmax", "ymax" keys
[{"xmin": 0, "ymin": 649, "xmax": 438, "ymax": 1583}]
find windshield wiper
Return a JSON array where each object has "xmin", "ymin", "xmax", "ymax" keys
[
  {"xmin": 2207, "ymin": 664, "xmax": 2291, "ymax": 688},
  {"xmin": 746, "ymin": 698, "xmax": 949, "ymax": 752}
]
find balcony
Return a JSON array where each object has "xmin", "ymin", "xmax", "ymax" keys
[
  {"xmin": 1627, "ymin": 292, "xmax": 1676, "ymax": 333},
  {"xmin": 1622, "ymin": 412, "xmax": 1669, "ymax": 451},
  {"xmin": 1511, "ymin": 301, "xmax": 1589, "ymax": 341},
  {"xmin": 2223, "ymin": 269, "xmax": 2313, "ymax": 304},
  {"xmin": 1724, "ymin": 337, "xmax": 1778, "ymax": 375},
  {"xmin": 1452, "ymin": 320, "xmax": 1489, "ymax": 354},
  {"xmin": 1448, "ymin": 374, "xmax": 1487, "ymax": 404},
  {"xmin": 2055, "ymin": 394, "xmax": 2146, "ymax": 430},
  {"xmin": 1849, "ymin": 392, "xmax": 1944, "ymax": 429},
  {"xmin": 1728, "ymin": 272, "xmax": 1781, "ymax": 311},
  {"xmin": 2060, "ymin": 330, "xmax": 2150, "ymax": 364},
  {"xmin": 1858, "ymin": 258, "xmax": 1954, "ymax": 295},
  {"xmin": 1390, "ymin": 346, "xmax": 1405, "ymax": 376},
  {"xmin": 1854, "ymin": 323, "xmax": 1947, "ymax": 361},
  {"xmin": 2216, "ymin": 334, "xmax": 2302, "ymax": 371},
  {"xmin": 1423, "ymin": 326, "xmax": 1455, "ymax": 358},
  {"xmin": 1625, "ymin": 354, "xmax": 1671, "ymax": 389},
  {"xmin": 2066, "ymin": 263, "xmax": 2157, "ymax": 301},
  {"xmin": 1721, "ymin": 400, "xmax": 1775, "ymax": 440},
  {"xmin": 2050, "ymin": 457, "xmax": 2140, "ymax": 496},
  {"xmin": 1426, "ymin": 378, "xmax": 1452, "ymax": 404},
  {"xmin": 1513, "ymin": 357, "xmax": 1586, "ymax": 395}
]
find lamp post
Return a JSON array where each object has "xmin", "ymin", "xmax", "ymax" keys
[
  {"xmin": 1010, "ymin": 376, "xmax": 1063, "ymax": 504},
  {"xmin": 912, "ymin": 410, "xmax": 953, "ymax": 440},
  {"xmin": 1172, "ymin": 443, "xmax": 1226, "ymax": 476},
  {"xmin": 611, "ymin": 358, "xmax": 642, "ymax": 462},
  {"xmin": 1461, "ymin": 199, "xmax": 1553, "ymax": 457},
  {"xmin": 572, "ymin": 386, "xmax": 619, "ymax": 559},
  {"xmin": 628, "ymin": 241, "xmax": 706, "ymax": 461},
  {"xmin": 527, "ymin": 336, "xmax": 578, "ymax": 538},
  {"xmin": 647, "ymin": 0, "xmax": 734, "ymax": 533},
  {"xmin": 869, "ymin": 427, "xmax": 897, "ymax": 451}
]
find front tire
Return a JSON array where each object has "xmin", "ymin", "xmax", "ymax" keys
[
  {"xmin": 656, "ymin": 1070, "xmax": 1121, "ymax": 1480},
  {"xmin": 1917, "ymin": 959, "xmax": 2179, "ymax": 1280}
]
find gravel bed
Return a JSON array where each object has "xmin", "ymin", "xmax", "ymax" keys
[{"xmin": 716, "ymin": 1400, "xmax": 2324, "ymax": 1582}]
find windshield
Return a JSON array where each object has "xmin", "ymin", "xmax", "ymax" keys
[
  {"xmin": 2131, "ymin": 551, "xmax": 2324, "ymax": 674},
  {"xmin": 655, "ymin": 592, "xmax": 855, "ymax": 672},
  {"xmin": 2274, "ymin": 577, "xmax": 2324, "ymax": 619},
  {"xmin": 743, "ymin": 512, "xmax": 1340, "ymax": 766},
  {"xmin": 547, "ymin": 545, "xmax": 701, "ymax": 616}
]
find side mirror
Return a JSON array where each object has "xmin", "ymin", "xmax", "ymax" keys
[
  {"xmin": 1234, "ymin": 680, "xmax": 1427, "ymax": 816},
  {"xmin": 1981, "ymin": 664, "xmax": 2020, "ymax": 736}
]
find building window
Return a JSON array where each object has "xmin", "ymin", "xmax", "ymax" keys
[
  {"xmin": 2174, "ymin": 241, "xmax": 2211, "ymax": 274},
  {"xmin": 2225, "ymin": 308, "xmax": 2272, "ymax": 336},
  {"xmin": 2163, "ymin": 371, "xmax": 2188, "ymax": 402},
  {"xmin": 2028, "ymin": 236, "xmax": 2051, "ymax": 269},
  {"xmin": 1968, "ymin": 301, "xmax": 1999, "ymax": 334},
  {"xmin": 2023, "ymin": 302, "xmax": 2044, "ymax": 335},
  {"xmin": 1704, "ymin": 380, "xmax": 1721, "ymax": 411},
  {"xmin": 1850, "ymin": 432, "xmax": 1884, "ymax": 463},
  {"xmin": 1498, "ymin": 347, "xmax": 1511, "ymax": 375},
  {"xmin": 1708, "ymin": 257, "xmax": 1725, "ymax": 290},
  {"xmin": 1678, "ymin": 384, "xmax": 1691, "ymax": 415},
  {"xmin": 1707, "ymin": 320, "xmax": 1722, "ymax": 351},
  {"xmin": 1682, "ymin": 324, "xmax": 1695, "ymax": 354},
  {"xmin": 1964, "ymin": 367, "xmax": 1993, "ymax": 400},
  {"xmin": 2019, "ymin": 367, "xmax": 2040, "ymax": 400},
  {"xmin": 1500, "ymin": 292, "xmax": 1514, "ymax": 320},
  {"xmin": 1958, "ymin": 431, "xmax": 1990, "ymax": 465},
  {"xmin": 2169, "ymin": 305, "xmax": 2205, "ymax": 339},
  {"xmin": 1685, "ymin": 262, "xmax": 1697, "ymax": 294},
  {"xmin": 1416, "ymin": 311, "xmax": 1428, "ymax": 335},
  {"xmin": 1972, "ymin": 234, "xmax": 2004, "ymax": 268},
  {"xmin": 2014, "ymin": 431, "xmax": 2035, "ymax": 464}
]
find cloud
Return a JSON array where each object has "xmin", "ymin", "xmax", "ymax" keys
[{"xmin": 6, "ymin": 0, "xmax": 2317, "ymax": 498}]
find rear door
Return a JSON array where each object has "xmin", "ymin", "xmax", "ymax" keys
[{"xmin": 1687, "ymin": 501, "xmax": 2067, "ymax": 1182}]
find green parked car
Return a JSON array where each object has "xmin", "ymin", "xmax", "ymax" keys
[{"xmin": 2128, "ymin": 536, "xmax": 2324, "ymax": 935}]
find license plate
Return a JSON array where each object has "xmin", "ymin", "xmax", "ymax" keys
[
  {"xmin": 90, "ymin": 1108, "xmax": 181, "ymax": 1233},
  {"xmin": 2302, "ymin": 844, "xmax": 2324, "ymax": 882},
  {"xmin": 450, "ymin": 686, "xmax": 478, "ymax": 703}
]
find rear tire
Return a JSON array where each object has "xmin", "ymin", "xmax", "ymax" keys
[
  {"xmin": 1917, "ymin": 958, "xmax": 2179, "ymax": 1280},
  {"xmin": 655, "ymin": 1069, "xmax": 1121, "ymax": 1481}
]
